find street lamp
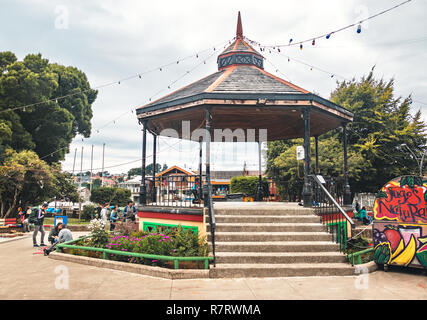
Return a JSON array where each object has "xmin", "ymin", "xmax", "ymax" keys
[{"xmin": 400, "ymin": 143, "xmax": 426, "ymax": 177}]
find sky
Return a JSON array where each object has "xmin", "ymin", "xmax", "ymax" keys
[{"xmin": 1, "ymin": 0, "xmax": 426, "ymax": 175}]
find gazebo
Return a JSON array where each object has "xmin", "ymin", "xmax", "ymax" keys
[{"xmin": 136, "ymin": 12, "xmax": 354, "ymax": 209}]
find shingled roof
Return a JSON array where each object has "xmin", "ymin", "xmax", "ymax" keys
[{"xmin": 136, "ymin": 12, "xmax": 353, "ymax": 141}]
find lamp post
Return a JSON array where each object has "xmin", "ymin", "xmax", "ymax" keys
[{"xmin": 400, "ymin": 143, "xmax": 427, "ymax": 177}]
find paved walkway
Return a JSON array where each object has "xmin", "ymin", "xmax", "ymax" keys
[{"xmin": 0, "ymin": 232, "xmax": 426, "ymax": 300}]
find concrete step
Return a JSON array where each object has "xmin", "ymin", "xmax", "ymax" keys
[
  {"xmin": 215, "ymin": 252, "xmax": 347, "ymax": 264},
  {"xmin": 214, "ymin": 208, "xmax": 315, "ymax": 216},
  {"xmin": 208, "ymin": 232, "xmax": 333, "ymax": 242},
  {"xmin": 211, "ymin": 215, "xmax": 321, "ymax": 224},
  {"xmin": 209, "ymin": 263, "xmax": 356, "ymax": 278},
  {"xmin": 211, "ymin": 241, "xmax": 341, "ymax": 253},
  {"xmin": 208, "ymin": 223, "xmax": 326, "ymax": 233}
]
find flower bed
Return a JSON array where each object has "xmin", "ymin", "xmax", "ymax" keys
[{"xmin": 58, "ymin": 219, "xmax": 211, "ymax": 269}]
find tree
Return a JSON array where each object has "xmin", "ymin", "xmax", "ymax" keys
[
  {"xmin": 267, "ymin": 69, "xmax": 426, "ymax": 199},
  {"xmin": 92, "ymin": 178, "xmax": 102, "ymax": 189},
  {"xmin": 127, "ymin": 163, "xmax": 163, "ymax": 179},
  {"xmin": 0, "ymin": 149, "xmax": 54, "ymax": 217},
  {"xmin": 90, "ymin": 187, "xmax": 131, "ymax": 206},
  {"xmin": 0, "ymin": 52, "xmax": 97, "ymax": 163},
  {"xmin": 48, "ymin": 164, "xmax": 79, "ymax": 202}
]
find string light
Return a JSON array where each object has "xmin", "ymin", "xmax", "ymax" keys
[
  {"xmin": 357, "ymin": 24, "xmax": 362, "ymax": 34},
  {"xmin": 0, "ymin": 38, "xmax": 232, "ymax": 114},
  {"xmin": 256, "ymin": 0, "xmax": 412, "ymax": 50}
]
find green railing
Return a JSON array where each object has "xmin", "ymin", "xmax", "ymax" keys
[
  {"xmin": 56, "ymin": 236, "xmax": 213, "ymax": 270},
  {"xmin": 347, "ymin": 247, "xmax": 374, "ymax": 266}
]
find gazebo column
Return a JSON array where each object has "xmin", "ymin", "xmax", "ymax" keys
[
  {"xmin": 151, "ymin": 133, "xmax": 157, "ymax": 203},
  {"xmin": 204, "ymin": 108, "xmax": 212, "ymax": 208},
  {"xmin": 255, "ymin": 141, "xmax": 264, "ymax": 201},
  {"xmin": 302, "ymin": 108, "xmax": 312, "ymax": 207},
  {"xmin": 315, "ymin": 135, "xmax": 319, "ymax": 174},
  {"xmin": 199, "ymin": 137, "xmax": 203, "ymax": 202},
  {"xmin": 343, "ymin": 123, "xmax": 352, "ymax": 205},
  {"xmin": 139, "ymin": 120, "xmax": 147, "ymax": 205}
]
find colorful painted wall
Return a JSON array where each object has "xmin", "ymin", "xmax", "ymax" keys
[{"xmin": 373, "ymin": 176, "xmax": 427, "ymax": 268}]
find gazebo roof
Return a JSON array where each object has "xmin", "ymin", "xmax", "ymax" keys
[{"xmin": 136, "ymin": 12, "xmax": 353, "ymax": 141}]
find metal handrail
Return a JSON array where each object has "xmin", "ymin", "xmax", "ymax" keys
[
  {"xmin": 347, "ymin": 247, "xmax": 374, "ymax": 266},
  {"xmin": 310, "ymin": 175, "xmax": 355, "ymax": 227},
  {"xmin": 309, "ymin": 174, "xmax": 355, "ymax": 253},
  {"xmin": 207, "ymin": 184, "xmax": 216, "ymax": 267},
  {"xmin": 55, "ymin": 235, "xmax": 212, "ymax": 269}
]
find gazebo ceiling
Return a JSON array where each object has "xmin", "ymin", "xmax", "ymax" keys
[{"xmin": 136, "ymin": 12, "xmax": 353, "ymax": 142}]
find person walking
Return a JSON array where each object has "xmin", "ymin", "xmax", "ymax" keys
[
  {"xmin": 33, "ymin": 202, "xmax": 48, "ymax": 247},
  {"xmin": 123, "ymin": 201, "xmax": 137, "ymax": 222}
]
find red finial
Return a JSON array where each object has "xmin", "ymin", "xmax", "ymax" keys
[{"xmin": 236, "ymin": 11, "xmax": 243, "ymax": 39}]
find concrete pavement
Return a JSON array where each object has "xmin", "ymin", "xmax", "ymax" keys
[{"xmin": 0, "ymin": 232, "xmax": 426, "ymax": 300}]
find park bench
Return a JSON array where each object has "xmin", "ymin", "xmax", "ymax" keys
[{"xmin": 4, "ymin": 218, "xmax": 22, "ymax": 229}]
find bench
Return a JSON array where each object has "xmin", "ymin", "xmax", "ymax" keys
[{"xmin": 5, "ymin": 218, "xmax": 22, "ymax": 228}]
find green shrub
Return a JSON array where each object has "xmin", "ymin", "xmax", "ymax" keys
[
  {"xmin": 81, "ymin": 204, "xmax": 96, "ymax": 221},
  {"xmin": 230, "ymin": 176, "xmax": 269, "ymax": 196}
]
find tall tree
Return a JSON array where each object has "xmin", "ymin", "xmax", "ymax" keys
[
  {"xmin": 0, "ymin": 52, "xmax": 97, "ymax": 163},
  {"xmin": 267, "ymin": 69, "xmax": 426, "ymax": 199}
]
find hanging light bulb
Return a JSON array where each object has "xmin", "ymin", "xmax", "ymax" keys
[
  {"xmin": 331, "ymin": 74, "xmax": 334, "ymax": 78},
  {"xmin": 159, "ymin": 68, "xmax": 162, "ymax": 71},
  {"xmin": 168, "ymin": 85, "xmax": 170, "ymax": 89},
  {"xmin": 196, "ymin": 54, "xmax": 198, "ymax": 58},
  {"xmin": 289, "ymin": 38, "xmax": 293, "ymax": 44},
  {"xmin": 310, "ymin": 67, "xmax": 313, "ymax": 71},
  {"xmin": 312, "ymin": 39, "xmax": 315, "ymax": 45},
  {"xmin": 357, "ymin": 24, "xmax": 362, "ymax": 33},
  {"xmin": 288, "ymin": 58, "xmax": 290, "ymax": 62},
  {"xmin": 138, "ymin": 74, "xmax": 141, "ymax": 79},
  {"xmin": 326, "ymin": 33, "xmax": 331, "ymax": 39},
  {"xmin": 278, "ymin": 48, "xmax": 281, "ymax": 52},
  {"xmin": 176, "ymin": 61, "xmax": 179, "ymax": 64},
  {"xmin": 118, "ymin": 81, "xmax": 120, "ymax": 84},
  {"xmin": 300, "ymin": 44, "xmax": 303, "ymax": 50}
]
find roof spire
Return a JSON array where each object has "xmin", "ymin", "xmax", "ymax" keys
[{"xmin": 236, "ymin": 11, "xmax": 243, "ymax": 39}]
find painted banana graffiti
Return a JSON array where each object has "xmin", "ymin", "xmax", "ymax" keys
[
  {"xmin": 389, "ymin": 234, "xmax": 416, "ymax": 267},
  {"xmin": 390, "ymin": 239, "xmax": 404, "ymax": 260}
]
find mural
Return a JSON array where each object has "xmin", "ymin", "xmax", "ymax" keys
[{"xmin": 373, "ymin": 176, "xmax": 427, "ymax": 269}]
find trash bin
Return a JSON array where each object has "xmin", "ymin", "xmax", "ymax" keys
[{"xmin": 373, "ymin": 175, "xmax": 427, "ymax": 269}]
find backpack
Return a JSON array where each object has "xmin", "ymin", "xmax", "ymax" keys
[{"xmin": 29, "ymin": 208, "xmax": 39, "ymax": 224}]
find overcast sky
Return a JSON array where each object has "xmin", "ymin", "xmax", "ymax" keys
[{"xmin": 1, "ymin": 0, "xmax": 426, "ymax": 175}]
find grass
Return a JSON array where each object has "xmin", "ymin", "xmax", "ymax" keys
[{"xmin": 44, "ymin": 217, "xmax": 90, "ymax": 225}]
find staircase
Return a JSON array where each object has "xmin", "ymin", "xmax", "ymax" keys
[{"xmin": 207, "ymin": 204, "xmax": 356, "ymax": 278}]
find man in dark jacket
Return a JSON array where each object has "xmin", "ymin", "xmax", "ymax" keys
[
  {"xmin": 123, "ymin": 201, "xmax": 137, "ymax": 222},
  {"xmin": 33, "ymin": 202, "xmax": 48, "ymax": 247},
  {"xmin": 48, "ymin": 223, "xmax": 62, "ymax": 244}
]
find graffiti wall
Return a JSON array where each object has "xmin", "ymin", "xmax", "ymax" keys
[{"xmin": 373, "ymin": 176, "xmax": 427, "ymax": 268}]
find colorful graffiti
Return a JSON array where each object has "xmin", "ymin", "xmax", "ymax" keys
[
  {"xmin": 373, "ymin": 176, "xmax": 427, "ymax": 224},
  {"xmin": 373, "ymin": 224, "xmax": 427, "ymax": 267},
  {"xmin": 373, "ymin": 176, "xmax": 427, "ymax": 268}
]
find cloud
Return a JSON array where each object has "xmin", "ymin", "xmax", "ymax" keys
[{"xmin": 1, "ymin": 0, "xmax": 426, "ymax": 174}]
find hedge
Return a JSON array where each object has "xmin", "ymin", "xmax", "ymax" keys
[{"xmin": 230, "ymin": 176, "xmax": 269, "ymax": 196}]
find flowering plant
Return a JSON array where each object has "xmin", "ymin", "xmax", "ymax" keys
[{"xmin": 88, "ymin": 218, "xmax": 109, "ymax": 248}]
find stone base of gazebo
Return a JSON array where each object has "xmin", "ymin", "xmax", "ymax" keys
[{"xmin": 208, "ymin": 202, "xmax": 356, "ymax": 277}]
